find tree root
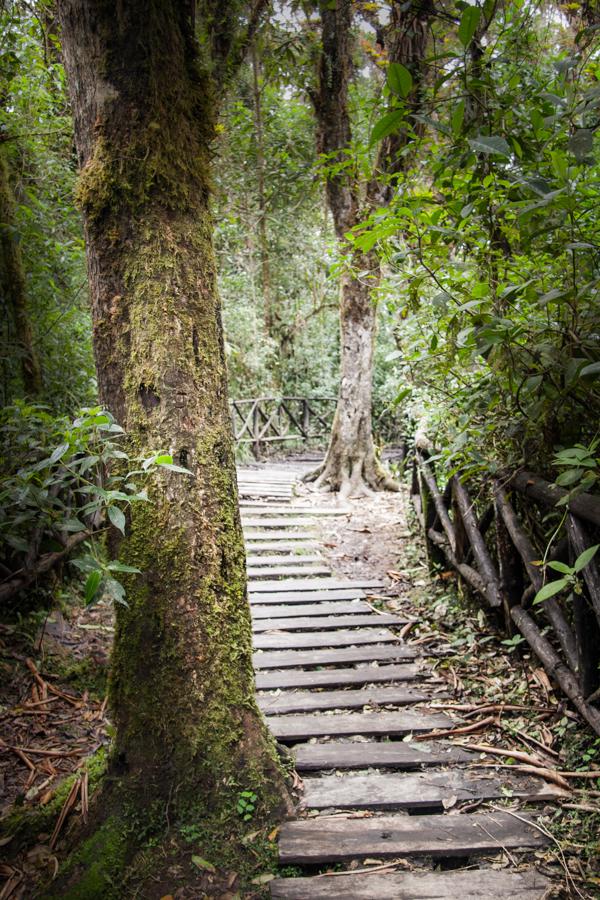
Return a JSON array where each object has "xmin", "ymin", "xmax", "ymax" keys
[{"xmin": 305, "ymin": 450, "xmax": 399, "ymax": 498}]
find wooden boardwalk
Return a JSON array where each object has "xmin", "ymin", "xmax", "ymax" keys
[{"xmin": 240, "ymin": 463, "xmax": 560, "ymax": 899}]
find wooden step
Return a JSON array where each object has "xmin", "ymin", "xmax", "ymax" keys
[
  {"xmin": 292, "ymin": 739, "xmax": 471, "ymax": 771},
  {"xmin": 276, "ymin": 811, "xmax": 548, "ymax": 865},
  {"xmin": 269, "ymin": 709, "xmax": 453, "ymax": 741},
  {"xmin": 251, "ymin": 601, "xmax": 372, "ymax": 619},
  {"xmin": 248, "ymin": 565, "xmax": 332, "ymax": 580},
  {"xmin": 300, "ymin": 770, "xmax": 566, "ymax": 811},
  {"xmin": 240, "ymin": 505, "xmax": 349, "ymax": 516},
  {"xmin": 253, "ymin": 629, "xmax": 397, "ymax": 651},
  {"xmin": 243, "ymin": 517, "xmax": 317, "ymax": 529},
  {"xmin": 244, "ymin": 541, "xmax": 320, "ymax": 553},
  {"xmin": 250, "ymin": 588, "xmax": 367, "ymax": 604},
  {"xmin": 257, "ymin": 685, "xmax": 438, "ymax": 715},
  {"xmin": 254, "ymin": 663, "xmax": 423, "ymax": 690},
  {"xmin": 252, "ymin": 613, "xmax": 405, "ymax": 632},
  {"xmin": 250, "ymin": 578, "xmax": 384, "ymax": 593},
  {"xmin": 270, "ymin": 867, "xmax": 550, "ymax": 898},
  {"xmin": 247, "ymin": 554, "xmax": 323, "ymax": 566},
  {"xmin": 253, "ymin": 645, "xmax": 416, "ymax": 670},
  {"xmin": 245, "ymin": 531, "xmax": 314, "ymax": 542}
]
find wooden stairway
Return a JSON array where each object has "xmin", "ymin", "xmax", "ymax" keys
[{"xmin": 239, "ymin": 464, "xmax": 560, "ymax": 899}]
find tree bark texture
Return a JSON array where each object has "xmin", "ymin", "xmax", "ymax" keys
[
  {"xmin": 56, "ymin": 0, "xmax": 288, "ymax": 879},
  {"xmin": 251, "ymin": 43, "xmax": 274, "ymax": 336},
  {"xmin": 0, "ymin": 148, "xmax": 43, "ymax": 397}
]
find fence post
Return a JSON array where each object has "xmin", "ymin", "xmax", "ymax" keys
[{"xmin": 252, "ymin": 402, "xmax": 261, "ymax": 460}]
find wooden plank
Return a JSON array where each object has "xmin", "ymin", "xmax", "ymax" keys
[
  {"xmin": 300, "ymin": 770, "xmax": 565, "ymax": 810},
  {"xmin": 252, "ymin": 613, "xmax": 405, "ymax": 631},
  {"xmin": 278, "ymin": 812, "xmax": 548, "ymax": 865},
  {"xmin": 251, "ymin": 602, "xmax": 372, "ymax": 619},
  {"xmin": 271, "ymin": 867, "xmax": 550, "ymax": 898},
  {"xmin": 253, "ymin": 645, "xmax": 416, "ymax": 669},
  {"xmin": 253, "ymin": 629, "xmax": 397, "ymax": 650},
  {"xmin": 240, "ymin": 505, "xmax": 349, "ymax": 516},
  {"xmin": 257, "ymin": 685, "xmax": 438, "ymax": 715},
  {"xmin": 249, "ymin": 578, "xmax": 384, "ymax": 593},
  {"xmin": 254, "ymin": 663, "xmax": 423, "ymax": 690},
  {"xmin": 246, "ymin": 554, "xmax": 323, "ymax": 566},
  {"xmin": 248, "ymin": 565, "xmax": 332, "ymax": 579},
  {"xmin": 292, "ymin": 739, "xmax": 471, "ymax": 771},
  {"xmin": 244, "ymin": 541, "xmax": 320, "ymax": 553},
  {"xmin": 250, "ymin": 589, "xmax": 366, "ymax": 604},
  {"xmin": 269, "ymin": 709, "xmax": 453, "ymax": 741},
  {"xmin": 245, "ymin": 531, "xmax": 314, "ymax": 542},
  {"xmin": 243, "ymin": 518, "xmax": 316, "ymax": 528}
]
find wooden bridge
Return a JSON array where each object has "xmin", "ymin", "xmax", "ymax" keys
[
  {"xmin": 231, "ymin": 397, "xmax": 336, "ymax": 456},
  {"xmin": 239, "ymin": 462, "xmax": 567, "ymax": 898}
]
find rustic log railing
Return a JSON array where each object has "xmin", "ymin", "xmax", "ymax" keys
[
  {"xmin": 230, "ymin": 397, "xmax": 336, "ymax": 456},
  {"xmin": 410, "ymin": 441, "xmax": 600, "ymax": 736}
]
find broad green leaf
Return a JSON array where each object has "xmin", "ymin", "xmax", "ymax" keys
[
  {"xmin": 548, "ymin": 560, "xmax": 572, "ymax": 575},
  {"xmin": 154, "ymin": 453, "xmax": 173, "ymax": 465},
  {"xmin": 191, "ymin": 857, "xmax": 215, "ymax": 872},
  {"xmin": 160, "ymin": 462, "xmax": 193, "ymax": 475},
  {"xmin": 581, "ymin": 362, "xmax": 600, "ymax": 377},
  {"xmin": 468, "ymin": 135, "xmax": 511, "ymax": 158},
  {"xmin": 370, "ymin": 109, "xmax": 405, "ymax": 145},
  {"xmin": 104, "ymin": 576, "xmax": 128, "ymax": 606},
  {"xmin": 533, "ymin": 578, "xmax": 569, "ymax": 604},
  {"xmin": 108, "ymin": 505, "xmax": 126, "ymax": 534},
  {"xmin": 49, "ymin": 442, "xmax": 70, "ymax": 466},
  {"xmin": 574, "ymin": 544, "xmax": 599, "ymax": 573},
  {"xmin": 451, "ymin": 99, "xmax": 465, "ymax": 136},
  {"xmin": 568, "ymin": 128, "xmax": 593, "ymax": 162},
  {"xmin": 85, "ymin": 569, "xmax": 103, "ymax": 606},
  {"xmin": 387, "ymin": 62, "xmax": 413, "ymax": 98},
  {"xmin": 107, "ymin": 560, "xmax": 142, "ymax": 574},
  {"xmin": 458, "ymin": 6, "xmax": 482, "ymax": 48}
]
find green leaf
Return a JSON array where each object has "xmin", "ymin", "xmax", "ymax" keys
[
  {"xmin": 154, "ymin": 453, "xmax": 173, "ymax": 465},
  {"xmin": 108, "ymin": 505, "xmax": 126, "ymax": 534},
  {"xmin": 160, "ymin": 462, "xmax": 193, "ymax": 475},
  {"xmin": 458, "ymin": 6, "xmax": 482, "ymax": 48},
  {"xmin": 574, "ymin": 544, "xmax": 599, "ymax": 573},
  {"xmin": 107, "ymin": 560, "xmax": 141, "ymax": 574},
  {"xmin": 387, "ymin": 62, "xmax": 412, "ymax": 98},
  {"xmin": 581, "ymin": 362, "xmax": 600, "ymax": 377},
  {"xmin": 105, "ymin": 576, "xmax": 128, "ymax": 606},
  {"xmin": 568, "ymin": 128, "xmax": 593, "ymax": 162},
  {"xmin": 533, "ymin": 578, "xmax": 569, "ymax": 604},
  {"xmin": 370, "ymin": 109, "xmax": 405, "ymax": 145},
  {"xmin": 84, "ymin": 570, "xmax": 103, "ymax": 606},
  {"xmin": 49, "ymin": 442, "xmax": 70, "ymax": 466},
  {"xmin": 451, "ymin": 99, "xmax": 465, "ymax": 136},
  {"xmin": 548, "ymin": 560, "xmax": 573, "ymax": 575},
  {"xmin": 468, "ymin": 135, "xmax": 511, "ymax": 158},
  {"xmin": 191, "ymin": 857, "xmax": 215, "ymax": 873}
]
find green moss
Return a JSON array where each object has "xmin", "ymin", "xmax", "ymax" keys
[{"xmin": 41, "ymin": 815, "xmax": 128, "ymax": 900}]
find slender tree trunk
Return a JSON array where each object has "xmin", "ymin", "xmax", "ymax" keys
[
  {"xmin": 56, "ymin": 0, "xmax": 289, "ymax": 890},
  {"xmin": 0, "ymin": 149, "xmax": 43, "ymax": 397},
  {"xmin": 251, "ymin": 43, "xmax": 274, "ymax": 336}
]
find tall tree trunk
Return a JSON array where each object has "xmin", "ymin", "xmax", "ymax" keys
[
  {"xmin": 0, "ymin": 148, "xmax": 43, "ymax": 397},
  {"xmin": 56, "ymin": 0, "xmax": 289, "ymax": 890},
  {"xmin": 251, "ymin": 43, "xmax": 274, "ymax": 336}
]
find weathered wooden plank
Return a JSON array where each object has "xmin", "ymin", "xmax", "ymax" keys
[
  {"xmin": 244, "ymin": 541, "xmax": 320, "ymax": 553},
  {"xmin": 278, "ymin": 812, "xmax": 548, "ymax": 864},
  {"xmin": 254, "ymin": 663, "xmax": 423, "ymax": 690},
  {"xmin": 252, "ymin": 613, "xmax": 405, "ymax": 631},
  {"xmin": 243, "ymin": 517, "xmax": 318, "ymax": 528},
  {"xmin": 269, "ymin": 709, "xmax": 453, "ymax": 741},
  {"xmin": 250, "ymin": 578, "xmax": 384, "ymax": 593},
  {"xmin": 251, "ymin": 602, "xmax": 372, "ymax": 619},
  {"xmin": 250, "ymin": 588, "xmax": 366, "ymax": 604},
  {"xmin": 292, "ymin": 739, "xmax": 471, "ymax": 771},
  {"xmin": 253, "ymin": 645, "xmax": 416, "ymax": 669},
  {"xmin": 252, "ymin": 629, "xmax": 397, "ymax": 650},
  {"xmin": 300, "ymin": 770, "xmax": 565, "ymax": 810},
  {"xmin": 246, "ymin": 554, "xmax": 323, "ymax": 566},
  {"xmin": 257, "ymin": 685, "xmax": 437, "ymax": 715},
  {"xmin": 240, "ymin": 505, "xmax": 350, "ymax": 516},
  {"xmin": 248, "ymin": 565, "xmax": 332, "ymax": 580},
  {"xmin": 245, "ymin": 531, "xmax": 314, "ymax": 542},
  {"xmin": 270, "ymin": 867, "xmax": 550, "ymax": 898}
]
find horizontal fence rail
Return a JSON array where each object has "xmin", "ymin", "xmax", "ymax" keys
[
  {"xmin": 230, "ymin": 397, "xmax": 336, "ymax": 456},
  {"xmin": 410, "ymin": 441, "xmax": 600, "ymax": 737}
]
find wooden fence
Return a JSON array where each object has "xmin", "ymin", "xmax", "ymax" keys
[
  {"xmin": 230, "ymin": 397, "xmax": 336, "ymax": 456},
  {"xmin": 411, "ymin": 441, "xmax": 600, "ymax": 736}
]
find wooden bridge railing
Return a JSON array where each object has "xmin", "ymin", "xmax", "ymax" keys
[
  {"xmin": 230, "ymin": 397, "xmax": 336, "ymax": 456},
  {"xmin": 411, "ymin": 440, "xmax": 600, "ymax": 736}
]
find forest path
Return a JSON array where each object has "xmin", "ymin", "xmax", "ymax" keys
[{"xmin": 239, "ymin": 461, "xmax": 563, "ymax": 899}]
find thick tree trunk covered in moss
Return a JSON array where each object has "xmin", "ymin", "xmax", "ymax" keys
[
  {"xmin": 0, "ymin": 149, "xmax": 43, "ymax": 397},
  {"xmin": 56, "ymin": 0, "xmax": 289, "ymax": 890}
]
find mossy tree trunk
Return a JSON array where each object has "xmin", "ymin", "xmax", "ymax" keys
[
  {"xmin": 307, "ymin": 0, "xmax": 432, "ymax": 496},
  {"xmin": 0, "ymin": 148, "xmax": 43, "ymax": 398},
  {"xmin": 56, "ymin": 0, "xmax": 289, "ymax": 887}
]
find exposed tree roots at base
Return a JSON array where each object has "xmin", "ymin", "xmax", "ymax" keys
[{"xmin": 304, "ymin": 451, "xmax": 399, "ymax": 499}]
